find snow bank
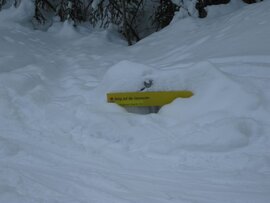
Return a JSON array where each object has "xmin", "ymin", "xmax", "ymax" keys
[
  {"xmin": 98, "ymin": 59, "xmax": 265, "ymax": 118},
  {"xmin": 158, "ymin": 62, "xmax": 262, "ymax": 120},
  {"xmin": 96, "ymin": 59, "xmax": 268, "ymax": 155}
]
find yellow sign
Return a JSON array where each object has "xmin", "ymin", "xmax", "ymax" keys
[{"xmin": 107, "ymin": 91, "xmax": 193, "ymax": 106}]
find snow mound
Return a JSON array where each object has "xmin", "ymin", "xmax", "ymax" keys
[
  {"xmin": 97, "ymin": 60, "xmax": 264, "ymax": 119},
  {"xmin": 92, "ymin": 60, "xmax": 268, "ymax": 154},
  {"xmin": 158, "ymin": 61, "xmax": 262, "ymax": 120},
  {"xmin": 98, "ymin": 60, "xmax": 154, "ymax": 93}
]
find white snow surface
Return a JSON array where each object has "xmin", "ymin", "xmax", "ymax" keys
[{"xmin": 1, "ymin": 1, "xmax": 270, "ymax": 202}]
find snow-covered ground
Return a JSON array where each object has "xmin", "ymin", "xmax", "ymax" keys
[{"xmin": 1, "ymin": 1, "xmax": 270, "ymax": 202}]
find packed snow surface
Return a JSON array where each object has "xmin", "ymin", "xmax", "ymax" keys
[{"xmin": 1, "ymin": 1, "xmax": 270, "ymax": 203}]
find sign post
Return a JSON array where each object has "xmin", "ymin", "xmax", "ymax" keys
[{"xmin": 107, "ymin": 91, "xmax": 193, "ymax": 107}]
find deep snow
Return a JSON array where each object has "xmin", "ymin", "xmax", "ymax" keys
[{"xmin": 0, "ymin": 1, "xmax": 270, "ymax": 203}]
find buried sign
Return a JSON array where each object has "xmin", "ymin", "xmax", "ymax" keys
[{"xmin": 107, "ymin": 91, "xmax": 193, "ymax": 107}]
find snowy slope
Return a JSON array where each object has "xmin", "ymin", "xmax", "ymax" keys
[{"xmin": 0, "ymin": 1, "xmax": 270, "ymax": 203}]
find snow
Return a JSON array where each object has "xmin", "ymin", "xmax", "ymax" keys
[
  {"xmin": 1, "ymin": 0, "xmax": 270, "ymax": 202},
  {"xmin": 0, "ymin": 1, "xmax": 34, "ymax": 24}
]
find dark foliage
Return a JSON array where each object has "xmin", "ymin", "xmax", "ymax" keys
[
  {"xmin": 0, "ymin": 0, "xmax": 7, "ymax": 11},
  {"xmin": 152, "ymin": 0, "xmax": 179, "ymax": 31},
  {"xmin": 0, "ymin": 0, "xmax": 264, "ymax": 44},
  {"xmin": 91, "ymin": 0, "xmax": 144, "ymax": 45},
  {"xmin": 242, "ymin": 0, "xmax": 262, "ymax": 4},
  {"xmin": 196, "ymin": 0, "xmax": 231, "ymax": 18}
]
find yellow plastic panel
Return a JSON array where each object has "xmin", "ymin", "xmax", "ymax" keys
[{"xmin": 107, "ymin": 91, "xmax": 193, "ymax": 106}]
